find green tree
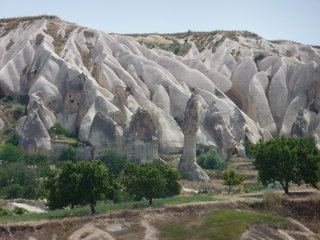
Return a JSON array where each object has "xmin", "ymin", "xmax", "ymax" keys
[
  {"xmin": 100, "ymin": 149, "xmax": 127, "ymax": 178},
  {"xmin": 251, "ymin": 136, "xmax": 320, "ymax": 194},
  {"xmin": 1, "ymin": 184, "xmax": 24, "ymax": 199},
  {"xmin": 58, "ymin": 147, "xmax": 78, "ymax": 163},
  {"xmin": 45, "ymin": 160, "xmax": 117, "ymax": 214},
  {"xmin": 0, "ymin": 162, "xmax": 40, "ymax": 199},
  {"xmin": 0, "ymin": 143, "xmax": 24, "ymax": 162},
  {"xmin": 25, "ymin": 153, "xmax": 50, "ymax": 165},
  {"xmin": 222, "ymin": 170, "xmax": 245, "ymax": 194},
  {"xmin": 122, "ymin": 161, "xmax": 182, "ymax": 205},
  {"xmin": 197, "ymin": 149, "xmax": 227, "ymax": 173}
]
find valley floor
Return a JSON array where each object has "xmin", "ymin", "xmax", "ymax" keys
[{"xmin": 0, "ymin": 189, "xmax": 319, "ymax": 240}]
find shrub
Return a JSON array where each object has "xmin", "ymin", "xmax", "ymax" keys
[
  {"xmin": 5, "ymin": 132, "xmax": 20, "ymax": 146},
  {"xmin": 0, "ymin": 143, "xmax": 25, "ymax": 162},
  {"xmin": 70, "ymin": 141, "xmax": 79, "ymax": 148},
  {"xmin": 12, "ymin": 207, "xmax": 28, "ymax": 215},
  {"xmin": 1, "ymin": 184, "xmax": 24, "ymax": 199},
  {"xmin": 13, "ymin": 104, "xmax": 26, "ymax": 119},
  {"xmin": 262, "ymin": 190, "xmax": 283, "ymax": 210},
  {"xmin": 48, "ymin": 123, "xmax": 71, "ymax": 137},
  {"xmin": 197, "ymin": 149, "xmax": 227, "ymax": 173},
  {"xmin": 58, "ymin": 147, "xmax": 78, "ymax": 163},
  {"xmin": 0, "ymin": 207, "xmax": 13, "ymax": 216}
]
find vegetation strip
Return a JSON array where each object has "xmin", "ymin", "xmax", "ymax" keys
[{"xmin": 0, "ymin": 196, "xmax": 218, "ymax": 223}]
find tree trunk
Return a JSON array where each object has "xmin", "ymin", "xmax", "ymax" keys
[
  {"xmin": 90, "ymin": 197, "xmax": 96, "ymax": 214},
  {"xmin": 149, "ymin": 196, "xmax": 153, "ymax": 205},
  {"xmin": 228, "ymin": 186, "xmax": 231, "ymax": 194},
  {"xmin": 284, "ymin": 182, "xmax": 289, "ymax": 194},
  {"xmin": 280, "ymin": 181, "xmax": 289, "ymax": 194}
]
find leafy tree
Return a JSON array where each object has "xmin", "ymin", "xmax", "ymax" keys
[
  {"xmin": 45, "ymin": 160, "xmax": 117, "ymax": 214},
  {"xmin": 197, "ymin": 149, "xmax": 227, "ymax": 173},
  {"xmin": 122, "ymin": 161, "xmax": 182, "ymax": 205},
  {"xmin": 58, "ymin": 147, "xmax": 78, "ymax": 163},
  {"xmin": 1, "ymin": 184, "xmax": 24, "ymax": 199},
  {"xmin": 100, "ymin": 149, "xmax": 127, "ymax": 178},
  {"xmin": 0, "ymin": 143, "xmax": 24, "ymax": 162},
  {"xmin": 222, "ymin": 170, "xmax": 245, "ymax": 194},
  {"xmin": 251, "ymin": 136, "xmax": 320, "ymax": 194},
  {"xmin": 0, "ymin": 162, "xmax": 40, "ymax": 199},
  {"xmin": 25, "ymin": 153, "xmax": 50, "ymax": 165},
  {"xmin": 0, "ymin": 162, "xmax": 37, "ymax": 188}
]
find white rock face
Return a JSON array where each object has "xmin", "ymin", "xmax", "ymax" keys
[{"xmin": 1, "ymin": 17, "xmax": 320, "ymax": 161}]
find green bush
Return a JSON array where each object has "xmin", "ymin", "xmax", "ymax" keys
[
  {"xmin": 48, "ymin": 123, "xmax": 71, "ymax": 137},
  {"xmin": 58, "ymin": 147, "xmax": 78, "ymax": 163},
  {"xmin": 13, "ymin": 104, "xmax": 26, "ymax": 120},
  {"xmin": 12, "ymin": 207, "xmax": 28, "ymax": 215},
  {"xmin": 1, "ymin": 184, "xmax": 24, "ymax": 199},
  {"xmin": 5, "ymin": 132, "xmax": 20, "ymax": 146},
  {"xmin": 0, "ymin": 207, "xmax": 13, "ymax": 216},
  {"xmin": 0, "ymin": 143, "xmax": 25, "ymax": 162},
  {"xmin": 197, "ymin": 149, "xmax": 227, "ymax": 172},
  {"xmin": 70, "ymin": 141, "xmax": 79, "ymax": 148}
]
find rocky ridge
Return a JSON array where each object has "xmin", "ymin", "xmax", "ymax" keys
[{"xmin": 0, "ymin": 16, "xmax": 319, "ymax": 164}]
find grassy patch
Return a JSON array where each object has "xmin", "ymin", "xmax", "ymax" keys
[
  {"xmin": 159, "ymin": 209, "xmax": 292, "ymax": 240},
  {"xmin": 0, "ymin": 196, "xmax": 219, "ymax": 223}
]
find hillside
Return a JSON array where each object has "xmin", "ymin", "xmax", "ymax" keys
[{"xmin": 0, "ymin": 15, "xmax": 320, "ymax": 163}]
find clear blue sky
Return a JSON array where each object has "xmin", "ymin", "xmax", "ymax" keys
[{"xmin": 1, "ymin": 0, "xmax": 319, "ymax": 45}]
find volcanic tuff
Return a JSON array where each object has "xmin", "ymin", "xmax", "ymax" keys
[{"xmin": 0, "ymin": 16, "xmax": 320, "ymax": 161}]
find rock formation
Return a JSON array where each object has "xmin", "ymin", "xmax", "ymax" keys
[
  {"xmin": 0, "ymin": 16, "xmax": 319, "ymax": 162},
  {"xmin": 178, "ymin": 95, "xmax": 211, "ymax": 182}
]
